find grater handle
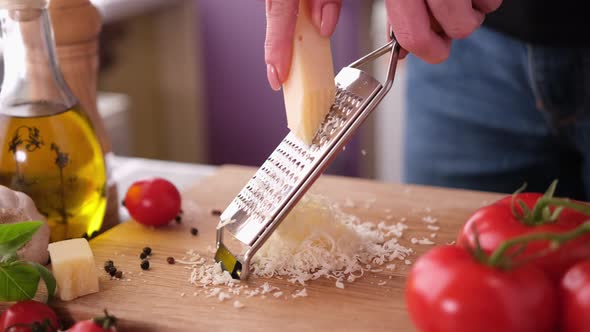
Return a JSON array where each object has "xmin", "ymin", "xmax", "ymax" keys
[
  {"xmin": 348, "ymin": 39, "xmax": 396, "ymax": 69},
  {"xmin": 348, "ymin": 32, "xmax": 401, "ymax": 105}
]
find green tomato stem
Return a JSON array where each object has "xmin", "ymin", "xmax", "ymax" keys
[
  {"xmin": 537, "ymin": 197, "xmax": 590, "ymax": 218},
  {"xmin": 487, "ymin": 221, "xmax": 590, "ymax": 268},
  {"xmin": 518, "ymin": 196, "xmax": 590, "ymax": 226}
]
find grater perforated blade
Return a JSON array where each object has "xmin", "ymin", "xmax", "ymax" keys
[{"xmin": 215, "ymin": 34, "xmax": 402, "ymax": 280}]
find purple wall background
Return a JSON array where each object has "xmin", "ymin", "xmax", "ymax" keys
[{"xmin": 196, "ymin": 0, "xmax": 367, "ymax": 176}]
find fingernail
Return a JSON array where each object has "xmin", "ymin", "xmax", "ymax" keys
[
  {"xmin": 267, "ymin": 63, "xmax": 281, "ymax": 91},
  {"xmin": 320, "ymin": 3, "xmax": 339, "ymax": 37}
]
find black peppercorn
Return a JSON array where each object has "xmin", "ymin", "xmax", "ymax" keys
[
  {"xmin": 190, "ymin": 227, "xmax": 198, "ymax": 236},
  {"xmin": 211, "ymin": 209, "xmax": 222, "ymax": 216},
  {"xmin": 108, "ymin": 266, "xmax": 117, "ymax": 276},
  {"xmin": 140, "ymin": 252, "xmax": 147, "ymax": 260},
  {"xmin": 175, "ymin": 215, "xmax": 182, "ymax": 224},
  {"xmin": 167, "ymin": 256, "xmax": 175, "ymax": 264},
  {"xmin": 122, "ymin": 199, "xmax": 126, "ymax": 207},
  {"xmin": 115, "ymin": 270, "xmax": 123, "ymax": 279},
  {"xmin": 140, "ymin": 259, "xmax": 150, "ymax": 270},
  {"xmin": 142, "ymin": 247, "xmax": 152, "ymax": 255},
  {"xmin": 104, "ymin": 260, "xmax": 114, "ymax": 272}
]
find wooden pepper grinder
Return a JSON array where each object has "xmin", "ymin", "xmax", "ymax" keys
[{"xmin": 48, "ymin": 0, "xmax": 120, "ymax": 232}]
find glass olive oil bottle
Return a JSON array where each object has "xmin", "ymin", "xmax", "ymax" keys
[{"xmin": 0, "ymin": 1, "xmax": 106, "ymax": 241}]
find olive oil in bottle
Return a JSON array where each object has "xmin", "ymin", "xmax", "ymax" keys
[
  {"xmin": 0, "ymin": 102, "xmax": 106, "ymax": 242},
  {"xmin": 0, "ymin": 1, "xmax": 107, "ymax": 241}
]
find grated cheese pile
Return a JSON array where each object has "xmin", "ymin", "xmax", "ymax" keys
[
  {"xmin": 176, "ymin": 193, "xmax": 438, "ymax": 306},
  {"xmin": 251, "ymin": 194, "xmax": 413, "ymax": 285}
]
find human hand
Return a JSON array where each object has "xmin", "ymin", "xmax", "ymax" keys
[
  {"xmin": 386, "ymin": 0, "xmax": 502, "ymax": 63},
  {"xmin": 263, "ymin": 0, "xmax": 503, "ymax": 90},
  {"xmin": 264, "ymin": 0, "xmax": 342, "ymax": 91}
]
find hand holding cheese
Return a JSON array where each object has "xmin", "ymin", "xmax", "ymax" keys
[
  {"xmin": 48, "ymin": 238, "xmax": 99, "ymax": 301},
  {"xmin": 281, "ymin": 0, "xmax": 336, "ymax": 145},
  {"xmin": 264, "ymin": 0, "xmax": 341, "ymax": 89}
]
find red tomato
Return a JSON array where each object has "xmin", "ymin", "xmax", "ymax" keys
[
  {"xmin": 560, "ymin": 260, "xmax": 590, "ymax": 332},
  {"xmin": 67, "ymin": 311, "xmax": 117, "ymax": 332},
  {"xmin": 0, "ymin": 300, "xmax": 59, "ymax": 332},
  {"xmin": 68, "ymin": 320, "xmax": 116, "ymax": 332},
  {"xmin": 457, "ymin": 193, "xmax": 590, "ymax": 282},
  {"xmin": 405, "ymin": 245, "xmax": 557, "ymax": 332},
  {"xmin": 123, "ymin": 178, "xmax": 181, "ymax": 227}
]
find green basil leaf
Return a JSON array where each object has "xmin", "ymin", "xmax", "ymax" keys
[
  {"xmin": 30, "ymin": 262, "xmax": 56, "ymax": 302},
  {"xmin": 0, "ymin": 221, "xmax": 43, "ymax": 255},
  {"xmin": 0, "ymin": 261, "xmax": 40, "ymax": 301}
]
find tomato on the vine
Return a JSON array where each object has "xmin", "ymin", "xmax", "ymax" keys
[
  {"xmin": 123, "ymin": 177, "xmax": 181, "ymax": 227},
  {"xmin": 405, "ymin": 245, "xmax": 557, "ymax": 332},
  {"xmin": 457, "ymin": 190, "xmax": 590, "ymax": 282},
  {"xmin": 560, "ymin": 260, "xmax": 590, "ymax": 332},
  {"xmin": 0, "ymin": 300, "xmax": 59, "ymax": 332}
]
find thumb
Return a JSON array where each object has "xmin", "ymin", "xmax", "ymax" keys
[{"xmin": 264, "ymin": 0, "xmax": 299, "ymax": 91}]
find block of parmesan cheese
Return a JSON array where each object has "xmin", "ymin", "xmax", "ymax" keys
[
  {"xmin": 48, "ymin": 238, "xmax": 99, "ymax": 301},
  {"xmin": 282, "ymin": 0, "xmax": 336, "ymax": 145}
]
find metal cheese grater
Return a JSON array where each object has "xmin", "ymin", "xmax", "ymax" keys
[{"xmin": 215, "ymin": 34, "xmax": 402, "ymax": 280}]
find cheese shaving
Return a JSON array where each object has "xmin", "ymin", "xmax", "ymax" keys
[
  {"xmin": 218, "ymin": 292, "xmax": 231, "ymax": 302},
  {"xmin": 292, "ymin": 288, "xmax": 308, "ymax": 298},
  {"xmin": 421, "ymin": 216, "xmax": 438, "ymax": 224},
  {"xmin": 413, "ymin": 237, "xmax": 435, "ymax": 245}
]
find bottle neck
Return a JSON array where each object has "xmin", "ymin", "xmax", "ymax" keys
[{"xmin": 0, "ymin": 7, "xmax": 77, "ymax": 116}]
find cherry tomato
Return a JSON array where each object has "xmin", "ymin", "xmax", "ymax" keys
[
  {"xmin": 457, "ymin": 193, "xmax": 590, "ymax": 282},
  {"xmin": 0, "ymin": 300, "xmax": 59, "ymax": 332},
  {"xmin": 405, "ymin": 245, "xmax": 557, "ymax": 332},
  {"xmin": 560, "ymin": 260, "xmax": 590, "ymax": 332},
  {"xmin": 67, "ymin": 311, "xmax": 117, "ymax": 332},
  {"xmin": 68, "ymin": 320, "xmax": 116, "ymax": 332},
  {"xmin": 123, "ymin": 178, "xmax": 181, "ymax": 227}
]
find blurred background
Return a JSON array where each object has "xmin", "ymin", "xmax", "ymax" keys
[{"xmin": 89, "ymin": 0, "xmax": 405, "ymax": 183}]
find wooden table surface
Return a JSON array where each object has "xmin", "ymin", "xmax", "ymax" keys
[{"xmin": 52, "ymin": 165, "xmax": 504, "ymax": 331}]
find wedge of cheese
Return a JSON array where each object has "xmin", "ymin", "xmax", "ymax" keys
[
  {"xmin": 48, "ymin": 238, "xmax": 99, "ymax": 301},
  {"xmin": 282, "ymin": 0, "xmax": 336, "ymax": 145}
]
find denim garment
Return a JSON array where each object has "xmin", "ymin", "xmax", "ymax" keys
[{"xmin": 403, "ymin": 27, "xmax": 590, "ymax": 200}]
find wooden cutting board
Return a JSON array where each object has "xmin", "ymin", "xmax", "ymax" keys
[{"xmin": 51, "ymin": 165, "xmax": 503, "ymax": 331}]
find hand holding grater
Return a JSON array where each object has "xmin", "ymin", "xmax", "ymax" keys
[{"xmin": 215, "ymin": 33, "xmax": 402, "ymax": 280}]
